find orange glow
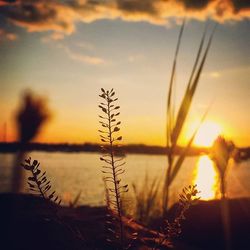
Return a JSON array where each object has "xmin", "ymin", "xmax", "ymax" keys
[
  {"xmin": 194, "ymin": 121, "xmax": 222, "ymax": 147},
  {"xmin": 193, "ymin": 155, "xmax": 219, "ymax": 200}
]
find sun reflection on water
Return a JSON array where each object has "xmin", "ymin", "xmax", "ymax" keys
[{"xmin": 193, "ymin": 155, "xmax": 220, "ymax": 200}]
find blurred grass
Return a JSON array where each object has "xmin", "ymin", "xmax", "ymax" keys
[
  {"xmin": 162, "ymin": 21, "xmax": 216, "ymax": 214},
  {"xmin": 131, "ymin": 173, "xmax": 161, "ymax": 224}
]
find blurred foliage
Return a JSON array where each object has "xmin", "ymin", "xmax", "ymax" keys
[
  {"xmin": 131, "ymin": 173, "xmax": 161, "ymax": 225},
  {"xmin": 16, "ymin": 90, "xmax": 50, "ymax": 143},
  {"xmin": 163, "ymin": 21, "xmax": 215, "ymax": 214}
]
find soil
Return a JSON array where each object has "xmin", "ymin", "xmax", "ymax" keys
[{"xmin": 0, "ymin": 193, "xmax": 249, "ymax": 250}]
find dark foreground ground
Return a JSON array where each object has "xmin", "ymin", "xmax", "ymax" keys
[{"xmin": 0, "ymin": 193, "xmax": 249, "ymax": 250}]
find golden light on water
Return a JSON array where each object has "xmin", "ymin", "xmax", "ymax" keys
[{"xmin": 193, "ymin": 155, "xmax": 219, "ymax": 200}]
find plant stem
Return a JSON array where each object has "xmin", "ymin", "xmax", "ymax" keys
[
  {"xmin": 163, "ymin": 148, "xmax": 173, "ymax": 216},
  {"xmin": 107, "ymin": 95, "xmax": 124, "ymax": 249},
  {"xmin": 32, "ymin": 169, "xmax": 46, "ymax": 200}
]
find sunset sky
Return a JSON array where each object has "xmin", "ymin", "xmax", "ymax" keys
[{"xmin": 0, "ymin": 0, "xmax": 249, "ymax": 147}]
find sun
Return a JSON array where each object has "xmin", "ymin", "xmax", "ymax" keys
[{"xmin": 194, "ymin": 121, "xmax": 222, "ymax": 147}]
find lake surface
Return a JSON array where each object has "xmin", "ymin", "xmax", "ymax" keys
[{"xmin": 0, "ymin": 152, "xmax": 249, "ymax": 207}]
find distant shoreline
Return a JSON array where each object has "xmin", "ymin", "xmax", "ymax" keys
[
  {"xmin": 0, "ymin": 142, "xmax": 250, "ymax": 159},
  {"xmin": 0, "ymin": 142, "xmax": 207, "ymax": 155}
]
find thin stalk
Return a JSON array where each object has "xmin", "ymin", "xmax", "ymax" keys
[
  {"xmin": 163, "ymin": 150, "xmax": 173, "ymax": 215},
  {"xmin": 107, "ymin": 96, "xmax": 124, "ymax": 249},
  {"xmin": 163, "ymin": 20, "xmax": 185, "ymax": 215},
  {"xmin": 32, "ymin": 169, "xmax": 46, "ymax": 200}
]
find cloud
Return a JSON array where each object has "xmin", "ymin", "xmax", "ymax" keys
[
  {"xmin": 0, "ymin": 1, "xmax": 77, "ymax": 34},
  {"xmin": 209, "ymin": 71, "xmax": 221, "ymax": 78},
  {"xmin": 128, "ymin": 54, "xmax": 145, "ymax": 63},
  {"xmin": 0, "ymin": 28, "xmax": 18, "ymax": 42},
  {"xmin": 0, "ymin": 0, "xmax": 249, "ymax": 36},
  {"xmin": 76, "ymin": 41, "xmax": 94, "ymax": 51},
  {"xmin": 48, "ymin": 32, "xmax": 65, "ymax": 40},
  {"xmin": 41, "ymin": 32, "xmax": 65, "ymax": 43},
  {"xmin": 57, "ymin": 44, "xmax": 105, "ymax": 65}
]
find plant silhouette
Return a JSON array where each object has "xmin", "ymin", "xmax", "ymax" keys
[{"xmin": 98, "ymin": 88, "xmax": 128, "ymax": 249}]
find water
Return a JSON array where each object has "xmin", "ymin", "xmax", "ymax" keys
[{"xmin": 0, "ymin": 152, "xmax": 249, "ymax": 207}]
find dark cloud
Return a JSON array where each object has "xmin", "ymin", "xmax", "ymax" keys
[
  {"xmin": 117, "ymin": 0, "xmax": 157, "ymax": 14},
  {"xmin": 6, "ymin": 3, "xmax": 57, "ymax": 23},
  {"xmin": 0, "ymin": 0, "xmax": 249, "ymax": 36},
  {"xmin": 179, "ymin": 0, "xmax": 211, "ymax": 10},
  {"xmin": 0, "ymin": 1, "xmax": 76, "ymax": 33},
  {"xmin": 231, "ymin": 0, "xmax": 250, "ymax": 12}
]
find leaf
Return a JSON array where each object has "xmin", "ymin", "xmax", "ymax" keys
[
  {"xmin": 99, "ymin": 115, "xmax": 106, "ymax": 119},
  {"xmin": 33, "ymin": 169, "xmax": 41, "ymax": 176},
  {"xmin": 169, "ymin": 109, "xmax": 208, "ymax": 185},
  {"xmin": 25, "ymin": 158, "xmax": 31, "ymax": 164},
  {"xmin": 21, "ymin": 163, "xmax": 33, "ymax": 171},
  {"xmin": 44, "ymin": 185, "xmax": 51, "ymax": 192},
  {"xmin": 33, "ymin": 160, "xmax": 38, "ymax": 166},
  {"xmin": 28, "ymin": 182, "xmax": 35, "ymax": 188},
  {"xmin": 28, "ymin": 176, "xmax": 36, "ymax": 182},
  {"xmin": 166, "ymin": 19, "xmax": 185, "ymax": 148},
  {"xmin": 113, "ymin": 127, "xmax": 120, "ymax": 132},
  {"xmin": 117, "ymin": 136, "xmax": 122, "ymax": 140},
  {"xmin": 170, "ymin": 27, "xmax": 215, "ymax": 147},
  {"xmin": 49, "ymin": 191, "xmax": 56, "ymax": 200}
]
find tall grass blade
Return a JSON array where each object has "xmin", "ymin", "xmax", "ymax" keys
[
  {"xmin": 163, "ymin": 23, "xmax": 216, "ymax": 213},
  {"xmin": 169, "ymin": 109, "xmax": 209, "ymax": 185},
  {"xmin": 163, "ymin": 20, "xmax": 185, "ymax": 213},
  {"xmin": 166, "ymin": 19, "xmax": 185, "ymax": 148},
  {"xmin": 187, "ymin": 23, "xmax": 208, "ymax": 90},
  {"xmin": 170, "ymin": 25, "xmax": 215, "ymax": 148},
  {"xmin": 132, "ymin": 173, "xmax": 160, "ymax": 223}
]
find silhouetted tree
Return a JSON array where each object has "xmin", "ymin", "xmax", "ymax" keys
[{"xmin": 11, "ymin": 90, "xmax": 50, "ymax": 193}]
